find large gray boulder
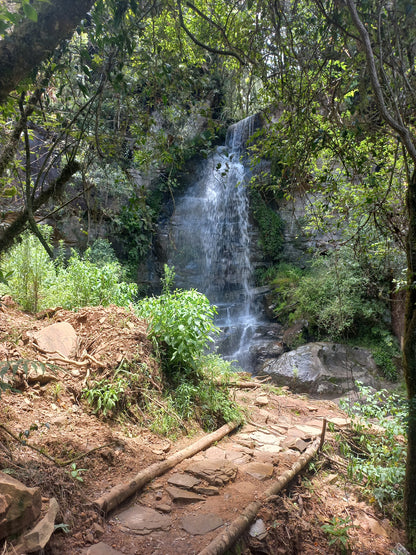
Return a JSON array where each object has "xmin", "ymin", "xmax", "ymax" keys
[{"xmin": 259, "ymin": 342, "xmax": 379, "ymax": 397}]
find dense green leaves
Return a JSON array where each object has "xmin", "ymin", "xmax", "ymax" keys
[{"xmin": 136, "ymin": 270, "xmax": 219, "ymax": 374}]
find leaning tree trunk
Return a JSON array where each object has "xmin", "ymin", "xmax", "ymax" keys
[
  {"xmin": 403, "ymin": 167, "xmax": 416, "ymax": 553},
  {"xmin": 0, "ymin": 0, "xmax": 95, "ymax": 103}
]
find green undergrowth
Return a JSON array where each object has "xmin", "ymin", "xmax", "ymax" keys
[
  {"xmin": 83, "ymin": 265, "xmax": 243, "ymax": 436},
  {"xmin": 0, "ymin": 229, "xmax": 137, "ymax": 312},
  {"xmin": 261, "ymin": 250, "xmax": 400, "ymax": 380},
  {"xmin": 338, "ymin": 383, "xmax": 407, "ymax": 523}
]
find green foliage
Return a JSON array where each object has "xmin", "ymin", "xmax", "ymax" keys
[
  {"xmin": 0, "ymin": 228, "xmax": 137, "ymax": 312},
  {"xmin": 339, "ymin": 383, "xmax": 406, "ymax": 522},
  {"xmin": 351, "ymin": 328, "xmax": 400, "ymax": 381},
  {"xmin": 86, "ymin": 238, "xmax": 118, "ymax": 266},
  {"xmin": 55, "ymin": 250, "xmax": 137, "ymax": 309},
  {"xmin": 135, "ymin": 269, "xmax": 220, "ymax": 375},
  {"xmin": 67, "ymin": 463, "xmax": 87, "ymax": 483},
  {"xmin": 172, "ymin": 354, "xmax": 242, "ymax": 430},
  {"xmin": 250, "ymin": 190, "xmax": 284, "ymax": 262},
  {"xmin": 266, "ymin": 249, "xmax": 387, "ymax": 341},
  {"xmin": 83, "ymin": 376, "xmax": 128, "ymax": 416},
  {"xmin": 0, "ymin": 229, "xmax": 56, "ymax": 312},
  {"xmin": 260, "ymin": 262, "xmax": 304, "ymax": 322},
  {"xmin": 321, "ymin": 516, "xmax": 354, "ymax": 554}
]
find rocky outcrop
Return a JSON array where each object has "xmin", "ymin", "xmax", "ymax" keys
[
  {"xmin": 0, "ymin": 473, "xmax": 42, "ymax": 540},
  {"xmin": 259, "ymin": 342, "xmax": 379, "ymax": 397},
  {"xmin": 15, "ymin": 497, "xmax": 59, "ymax": 554}
]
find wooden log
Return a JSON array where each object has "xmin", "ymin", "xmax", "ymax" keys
[
  {"xmin": 198, "ymin": 433, "xmax": 323, "ymax": 555},
  {"xmin": 93, "ymin": 420, "xmax": 240, "ymax": 514}
]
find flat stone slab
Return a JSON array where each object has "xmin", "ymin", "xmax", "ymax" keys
[
  {"xmin": 33, "ymin": 322, "xmax": 77, "ymax": 358},
  {"xmin": 251, "ymin": 431, "xmax": 284, "ymax": 445},
  {"xmin": 257, "ymin": 444, "xmax": 282, "ymax": 454},
  {"xmin": 166, "ymin": 486, "xmax": 205, "ymax": 503},
  {"xmin": 294, "ymin": 425, "xmax": 321, "ymax": 436},
  {"xmin": 254, "ymin": 395, "xmax": 269, "ymax": 406},
  {"xmin": 240, "ymin": 462, "xmax": 274, "ymax": 481},
  {"xmin": 224, "ymin": 449, "xmax": 251, "ymax": 464},
  {"xmin": 181, "ymin": 514, "xmax": 224, "ymax": 535},
  {"xmin": 193, "ymin": 485, "xmax": 220, "ymax": 496},
  {"xmin": 116, "ymin": 505, "xmax": 171, "ymax": 535},
  {"xmin": 186, "ymin": 459, "xmax": 238, "ymax": 486},
  {"xmin": 283, "ymin": 437, "xmax": 309, "ymax": 452},
  {"xmin": 167, "ymin": 473, "xmax": 200, "ymax": 490},
  {"xmin": 204, "ymin": 446, "xmax": 227, "ymax": 459},
  {"xmin": 85, "ymin": 543, "xmax": 124, "ymax": 555}
]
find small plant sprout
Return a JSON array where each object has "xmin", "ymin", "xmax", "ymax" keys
[
  {"xmin": 68, "ymin": 463, "xmax": 87, "ymax": 482},
  {"xmin": 321, "ymin": 515, "xmax": 355, "ymax": 554}
]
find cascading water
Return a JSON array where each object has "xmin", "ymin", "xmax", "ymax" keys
[{"xmin": 162, "ymin": 115, "xmax": 264, "ymax": 370}]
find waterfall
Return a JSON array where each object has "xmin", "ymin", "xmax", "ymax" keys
[{"xmin": 162, "ymin": 115, "xmax": 263, "ymax": 370}]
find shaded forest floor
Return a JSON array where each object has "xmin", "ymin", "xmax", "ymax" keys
[{"xmin": 0, "ymin": 300, "xmax": 406, "ymax": 554}]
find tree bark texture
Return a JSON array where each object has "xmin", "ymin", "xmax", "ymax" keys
[
  {"xmin": 404, "ymin": 168, "xmax": 416, "ymax": 553},
  {"xmin": 0, "ymin": 0, "xmax": 95, "ymax": 103}
]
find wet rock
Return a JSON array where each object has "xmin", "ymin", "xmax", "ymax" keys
[
  {"xmin": 0, "ymin": 473, "xmax": 42, "ymax": 540},
  {"xmin": 33, "ymin": 322, "xmax": 77, "ymax": 358},
  {"xmin": 260, "ymin": 342, "xmax": 379, "ymax": 396},
  {"xmin": 167, "ymin": 473, "xmax": 200, "ymax": 490},
  {"xmin": 116, "ymin": 504, "xmax": 171, "ymax": 535},
  {"xmin": 166, "ymin": 486, "xmax": 205, "ymax": 504},
  {"xmin": 240, "ymin": 462, "xmax": 274, "ymax": 481},
  {"xmin": 181, "ymin": 513, "xmax": 224, "ymax": 535},
  {"xmin": 282, "ymin": 320, "xmax": 309, "ymax": 349},
  {"xmin": 15, "ymin": 497, "xmax": 59, "ymax": 554},
  {"xmin": 186, "ymin": 459, "xmax": 238, "ymax": 487}
]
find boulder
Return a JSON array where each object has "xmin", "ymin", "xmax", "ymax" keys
[
  {"xmin": 33, "ymin": 322, "xmax": 77, "ymax": 358},
  {"xmin": 15, "ymin": 497, "xmax": 59, "ymax": 553},
  {"xmin": 0, "ymin": 473, "xmax": 42, "ymax": 540},
  {"xmin": 259, "ymin": 342, "xmax": 379, "ymax": 397}
]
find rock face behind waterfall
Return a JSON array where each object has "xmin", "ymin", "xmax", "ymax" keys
[
  {"xmin": 156, "ymin": 114, "xmax": 265, "ymax": 369},
  {"xmin": 259, "ymin": 342, "xmax": 380, "ymax": 397}
]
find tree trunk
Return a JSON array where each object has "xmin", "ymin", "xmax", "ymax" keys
[
  {"xmin": 404, "ymin": 168, "xmax": 416, "ymax": 553},
  {"xmin": 0, "ymin": 0, "xmax": 94, "ymax": 103}
]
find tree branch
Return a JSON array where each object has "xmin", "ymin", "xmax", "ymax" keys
[
  {"xmin": 345, "ymin": 0, "xmax": 416, "ymax": 165},
  {"xmin": 0, "ymin": 160, "xmax": 80, "ymax": 254},
  {"xmin": 176, "ymin": 0, "xmax": 246, "ymax": 66}
]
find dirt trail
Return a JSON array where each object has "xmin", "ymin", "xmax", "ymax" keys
[{"xmin": 0, "ymin": 302, "xmax": 405, "ymax": 554}]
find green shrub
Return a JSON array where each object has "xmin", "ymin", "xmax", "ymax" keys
[
  {"xmin": 267, "ymin": 249, "xmax": 385, "ymax": 340},
  {"xmin": 250, "ymin": 190, "xmax": 284, "ymax": 262},
  {"xmin": 135, "ymin": 270, "xmax": 220, "ymax": 374},
  {"xmin": 0, "ymin": 229, "xmax": 56, "ymax": 312},
  {"xmin": 339, "ymin": 383, "xmax": 406, "ymax": 522},
  {"xmin": 0, "ymin": 228, "xmax": 137, "ymax": 312},
  {"xmin": 54, "ymin": 250, "xmax": 137, "ymax": 309}
]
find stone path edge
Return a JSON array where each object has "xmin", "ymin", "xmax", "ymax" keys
[
  {"xmin": 93, "ymin": 421, "xmax": 240, "ymax": 514},
  {"xmin": 198, "ymin": 433, "xmax": 323, "ymax": 555}
]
